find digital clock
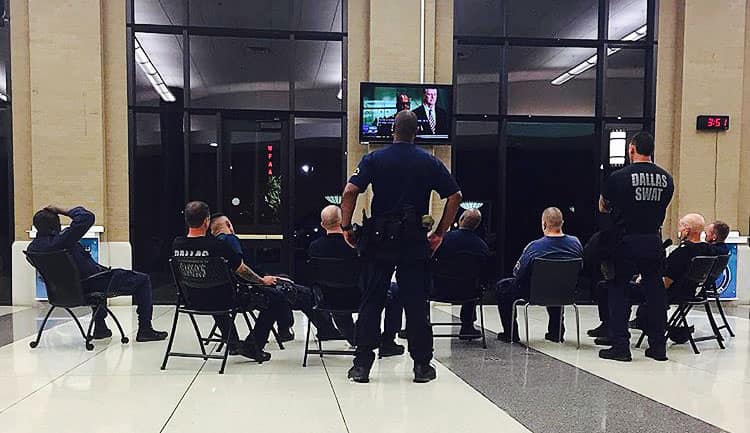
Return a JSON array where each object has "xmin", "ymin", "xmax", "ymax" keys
[{"xmin": 696, "ymin": 115, "xmax": 729, "ymax": 131}]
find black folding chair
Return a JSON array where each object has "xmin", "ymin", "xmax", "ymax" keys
[
  {"xmin": 703, "ymin": 254, "xmax": 734, "ymax": 338},
  {"xmin": 637, "ymin": 255, "xmax": 725, "ymax": 354},
  {"xmin": 161, "ymin": 257, "xmax": 263, "ymax": 374},
  {"xmin": 303, "ymin": 257, "xmax": 361, "ymax": 367},
  {"xmin": 429, "ymin": 251, "xmax": 488, "ymax": 349},
  {"xmin": 24, "ymin": 250, "xmax": 129, "ymax": 351},
  {"xmin": 511, "ymin": 258, "xmax": 583, "ymax": 349}
]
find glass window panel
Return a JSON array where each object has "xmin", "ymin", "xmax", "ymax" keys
[
  {"xmin": 189, "ymin": 115, "xmax": 219, "ymax": 208},
  {"xmin": 605, "ymin": 48, "xmax": 645, "ymax": 117},
  {"xmin": 293, "ymin": 117, "xmax": 343, "ymax": 282},
  {"xmin": 190, "ymin": 37, "xmax": 290, "ymax": 110},
  {"xmin": 456, "ymin": 45, "xmax": 501, "ymax": 115},
  {"xmin": 507, "ymin": 46, "xmax": 596, "ymax": 116},
  {"xmin": 505, "ymin": 122, "xmax": 597, "ymax": 273},
  {"xmin": 133, "ymin": 33, "xmax": 184, "ymax": 107},
  {"xmin": 453, "ymin": 121, "xmax": 499, "ymax": 243},
  {"xmin": 134, "ymin": 0, "xmax": 185, "ymax": 25},
  {"xmin": 605, "ymin": 122, "xmax": 646, "ymax": 166},
  {"xmin": 223, "ymin": 119, "xmax": 283, "ymax": 231},
  {"xmin": 454, "ymin": 0, "xmax": 503, "ymax": 36},
  {"xmin": 294, "ymin": 40, "xmax": 342, "ymax": 112},
  {"xmin": 190, "ymin": 0, "xmax": 291, "ymax": 29},
  {"xmin": 609, "ymin": 0, "xmax": 648, "ymax": 40},
  {"xmin": 292, "ymin": 0, "xmax": 343, "ymax": 32},
  {"xmin": 0, "ymin": 22, "xmax": 9, "ymax": 303},
  {"xmin": 507, "ymin": 0, "xmax": 598, "ymax": 39}
]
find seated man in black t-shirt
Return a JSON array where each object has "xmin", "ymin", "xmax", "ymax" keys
[
  {"xmin": 706, "ymin": 220, "xmax": 731, "ymax": 256},
  {"xmin": 433, "ymin": 209, "xmax": 489, "ymax": 340},
  {"xmin": 172, "ymin": 201, "xmax": 282, "ymax": 362},
  {"xmin": 209, "ymin": 213, "xmax": 343, "ymax": 343},
  {"xmin": 632, "ymin": 213, "xmax": 713, "ymax": 329}
]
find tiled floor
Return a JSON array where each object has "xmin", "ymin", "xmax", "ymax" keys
[{"xmin": 0, "ymin": 302, "xmax": 745, "ymax": 433}]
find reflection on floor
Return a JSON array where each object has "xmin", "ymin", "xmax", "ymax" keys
[{"xmin": 0, "ymin": 302, "xmax": 745, "ymax": 433}]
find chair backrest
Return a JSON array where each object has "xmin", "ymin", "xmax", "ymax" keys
[
  {"xmin": 681, "ymin": 255, "xmax": 718, "ymax": 297},
  {"xmin": 169, "ymin": 256, "xmax": 237, "ymax": 311},
  {"xmin": 706, "ymin": 254, "xmax": 730, "ymax": 285},
  {"xmin": 308, "ymin": 257, "xmax": 361, "ymax": 311},
  {"xmin": 529, "ymin": 258, "xmax": 583, "ymax": 306},
  {"xmin": 429, "ymin": 251, "xmax": 487, "ymax": 303},
  {"xmin": 24, "ymin": 250, "xmax": 87, "ymax": 307}
]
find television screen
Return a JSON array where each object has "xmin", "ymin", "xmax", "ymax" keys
[{"xmin": 360, "ymin": 82, "xmax": 453, "ymax": 144}]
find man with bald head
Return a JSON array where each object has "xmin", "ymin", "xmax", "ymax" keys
[
  {"xmin": 434, "ymin": 209, "xmax": 489, "ymax": 339},
  {"xmin": 495, "ymin": 207, "xmax": 583, "ymax": 343}
]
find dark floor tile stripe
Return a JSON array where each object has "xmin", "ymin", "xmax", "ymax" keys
[{"xmin": 432, "ymin": 310, "xmax": 728, "ymax": 433}]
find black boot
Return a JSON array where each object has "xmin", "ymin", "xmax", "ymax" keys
[
  {"xmin": 413, "ymin": 364, "xmax": 437, "ymax": 383},
  {"xmin": 347, "ymin": 365, "xmax": 370, "ymax": 383}
]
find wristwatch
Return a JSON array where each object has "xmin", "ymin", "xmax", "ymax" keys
[{"xmin": 340, "ymin": 224, "xmax": 353, "ymax": 232}]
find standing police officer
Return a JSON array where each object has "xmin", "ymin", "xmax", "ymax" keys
[
  {"xmin": 598, "ymin": 132, "xmax": 674, "ymax": 362},
  {"xmin": 340, "ymin": 110, "xmax": 462, "ymax": 383}
]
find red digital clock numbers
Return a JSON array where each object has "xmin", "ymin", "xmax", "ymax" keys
[{"xmin": 697, "ymin": 115, "xmax": 730, "ymax": 131}]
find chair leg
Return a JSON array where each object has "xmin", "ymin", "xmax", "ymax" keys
[
  {"xmin": 218, "ymin": 313, "xmax": 236, "ymax": 374},
  {"xmin": 104, "ymin": 307, "xmax": 129, "ymax": 344},
  {"xmin": 679, "ymin": 306, "xmax": 700, "ymax": 354},
  {"xmin": 84, "ymin": 305, "xmax": 104, "ymax": 350},
  {"xmin": 479, "ymin": 301, "xmax": 487, "ymax": 349},
  {"xmin": 558, "ymin": 308, "xmax": 564, "ymax": 343},
  {"xmin": 635, "ymin": 330, "xmax": 646, "ymax": 348},
  {"xmin": 303, "ymin": 318, "xmax": 312, "ymax": 367},
  {"xmin": 29, "ymin": 305, "xmax": 56, "ymax": 348},
  {"xmin": 205, "ymin": 323, "xmax": 218, "ymax": 346},
  {"xmin": 524, "ymin": 304, "xmax": 530, "ymax": 347},
  {"xmin": 714, "ymin": 297, "xmax": 735, "ymax": 337},
  {"xmin": 704, "ymin": 302, "xmax": 725, "ymax": 349},
  {"xmin": 188, "ymin": 313, "xmax": 208, "ymax": 357},
  {"xmin": 249, "ymin": 310, "xmax": 284, "ymax": 350},
  {"xmin": 573, "ymin": 304, "xmax": 581, "ymax": 350},
  {"xmin": 510, "ymin": 300, "xmax": 521, "ymax": 346},
  {"xmin": 160, "ymin": 306, "xmax": 181, "ymax": 371}
]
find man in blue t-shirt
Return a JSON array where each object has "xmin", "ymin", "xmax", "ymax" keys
[
  {"xmin": 209, "ymin": 214, "xmax": 342, "ymax": 343},
  {"xmin": 495, "ymin": 207, "xmax": 583, "ymax": 343}
]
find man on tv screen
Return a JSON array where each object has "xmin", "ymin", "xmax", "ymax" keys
[{"xmin": 412, "ymin": 87, "xmax": 448, "ymax": 136}]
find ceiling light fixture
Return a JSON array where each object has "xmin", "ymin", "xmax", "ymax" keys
[
  {"xmin": 134, "ymin": 37, "xmax": 176, "ymax": 102},
  {"xmin": 460, "ymin": 201, "xmax": 484, "ymax": 210},
  {"xmin": 551, "ymin": 25, "xmax": 647, "ymax": 86}
]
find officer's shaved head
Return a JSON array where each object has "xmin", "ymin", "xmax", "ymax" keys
[
  {"xmin": 542, "ymin": 207, "xmax": 564, "ymax": 232},
  {"xmin": 459, "ymin": 209, "xmax": 482, "ymax": 231},
  {"xmin": 320, "ymin": 205, "xmax": 342, "ymax": 232},
  {"xmin": 679, "ymin": 213, "xmax": 705, "ymax": 242},
  {"xmin": 210, "ymin": 214, "xmax": 233, "ymax": 236},
  {"xmin": 393, "ymin": 110, "xmax": 418, "ymax": 143}
]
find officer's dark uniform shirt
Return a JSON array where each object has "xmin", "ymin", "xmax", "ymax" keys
[
  {"xmin": 602, "ymin": 162, "xmax": 674, "ymax": 234},
  {"xmin": 309, "ymin": 233, "xmax": 358, "ymax": 259},
  {"xmin": 711, "ymin": 242, "xmax": 730, "ymax": 256},
  {"xmin": 664, "ymin": 241, "xmax": 714, "ymax": 283},
  {"xmin": 172, "ymin": 236, "xmax": 242, "ymax": 273},
  {"xmin": 348, "ymin": 142, "xmax": 460, "ymax": 217},
  {"xmin": 435, "ymin": 228, "xmax": 489, "ymax": 258},
  {"xmin": 28, "ymin": 206, "xmax": 102, "ymax": 278}
]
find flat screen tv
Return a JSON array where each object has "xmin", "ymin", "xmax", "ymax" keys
[{"xmin": 360, "ymin": 82, "xmax": 453, "ymax": 144}]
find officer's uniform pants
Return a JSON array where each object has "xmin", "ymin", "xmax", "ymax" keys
[
  {"xmin": 85, "ymin": 269, "xmax": 154, "ymax": 328},
  {"xmin": 354, "ymin": 260, "xmax": 432, "ymax": 368},
  {"xmin": 608, "ymin": 234, "xmax": 667, "ymax": 350}
]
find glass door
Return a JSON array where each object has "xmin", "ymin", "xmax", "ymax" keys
[{"xmin": 219, "ymin": 115, "xmax": 291, "ymax": 275}]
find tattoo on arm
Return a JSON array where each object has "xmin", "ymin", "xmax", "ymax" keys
[{"xmin": 237, "ymin": 262, "xmax": 264, "ymax": 284}]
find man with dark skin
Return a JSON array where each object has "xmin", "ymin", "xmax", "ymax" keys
[{"xmin": 341, "ymin": 110, "xmax": 462, "ymax": 383}]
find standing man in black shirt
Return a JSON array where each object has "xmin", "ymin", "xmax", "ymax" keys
[
  {"xmin": 341, "ymin": 110, "xmax": 463, "ymax": 383},
  {"xmin": 598, "ymin": 132, "xmax": 674, "ymax": 362}
]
